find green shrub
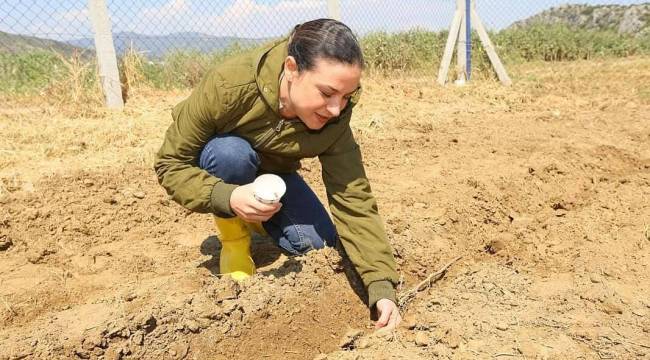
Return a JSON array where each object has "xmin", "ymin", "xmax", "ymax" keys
[
  {"xmin": 131, "ymin": 41, "xmax": 256, "ymax": 89},
  {"xmin": 494, "ymin": 23, "xmax": 641, "ymax": 62},
  {"xmin": 360, "ymin": 29, "xmax": 447, "ymax": 71},
  {"xmin": 0, "ymin": 51, "xmax": 65, "ymax": 93},
  {"xmin": 358, "ymin": 24, "xmax": 646, "ymax": 77}
]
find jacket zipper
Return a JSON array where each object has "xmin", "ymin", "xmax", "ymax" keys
[
  {"xmin": 274, "ymin": 118, "xmax": 285, "ymax": 133},
  {"xmin": 257, "ymin": 118, "xmax": 285, "ymax": 147}
]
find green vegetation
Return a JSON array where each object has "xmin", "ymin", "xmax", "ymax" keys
[
  {"xmin": 0, "ymin": 51, "xmax": 65, "ymax": 93},
  {"xmin": 363, "ymin": 25, "xmax": 646, "ymax": 75},
  {"xmin": 1, "ymin": 25, "xmax": 648, "ymax": 96},
  {"xmin": 127, "ymin": 42, "xmax": 253, "ymax": 90},
  {"xmin": 361, "ymin": 29, "xmax": 448, "ymax": 72},
  {"xmin": 495, "ymin": 24, "xmax": 642, "ymax": 62}
]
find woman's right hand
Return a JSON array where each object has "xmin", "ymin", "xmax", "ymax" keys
[{"xmin": 229, "ymin": 183, "xmax": 282, "ymax": 222}]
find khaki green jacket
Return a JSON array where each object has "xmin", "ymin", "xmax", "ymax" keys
[{"xmin": 154, "ymin": 38, "xmax": 398, "ymax": 307}]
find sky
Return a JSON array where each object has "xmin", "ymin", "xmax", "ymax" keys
[{"xmin": 0, "ymin": 0, "xmax": 647, "ymax": 41}]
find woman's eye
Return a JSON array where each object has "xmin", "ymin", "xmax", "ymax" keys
[{"xmin": 320, "ymin": 90, "xmax": 333, "ymax": 98}]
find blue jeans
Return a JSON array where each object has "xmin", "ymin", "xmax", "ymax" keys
[{"xmin": 199, "ymin": 134, "xmax": 338, "ymax": 255}]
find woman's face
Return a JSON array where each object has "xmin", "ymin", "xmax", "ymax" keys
[{"xmin": 285, "ymin": 57, "xmax": 362, "ymax": 130}]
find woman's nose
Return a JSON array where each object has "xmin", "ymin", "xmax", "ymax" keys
[{"xmin": 326, "ymin": 99, "xmax": 342, "ymax": 117}]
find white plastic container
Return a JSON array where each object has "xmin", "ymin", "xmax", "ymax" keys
[{"xmin": 253, "ymin": 174, "xmax": 286, "ymax": 204}]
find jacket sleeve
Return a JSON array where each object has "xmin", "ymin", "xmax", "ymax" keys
[
  {"xmin": 154, "ymin": 68, "xmax": 240, "ymax": 217},
  {"xmin": 319, "ymin": 123, "xmax": 400, "ymax": 308}
]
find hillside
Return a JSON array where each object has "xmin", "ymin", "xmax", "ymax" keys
[
  {"xmin": 510, "ymin": 3, "xmax": 650, "ymax": 36},
  {"xmin": 0, "ymin": 31, "xmax": 88, "ymax": 56},
  {"xmin": 0, "ymin": 30, "xmax": 267, "ymax": 58},
  {"xmin": 66, "ymin": 32, "xmax": 269, "ymax": 58}
]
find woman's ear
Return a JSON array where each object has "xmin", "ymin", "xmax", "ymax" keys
[{"xmin": 284, "ymin": 56, "xmax": 299, "ymax": 82}]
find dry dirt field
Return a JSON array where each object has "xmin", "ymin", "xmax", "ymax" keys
[{"xmin": 1, "ymin": 57, "xmax": 649, "ymax": 360}]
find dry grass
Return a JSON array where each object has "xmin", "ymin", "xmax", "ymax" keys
[
  {"xmin": 120, "ymin": 44, "xmax": 147, "ymax": 102},
  {"xmin": 0, "ymin": 90, "xmax": 183, "ymax": 182},
  {"xmin": 41, "ymin": 51, "xmax": 105, "ymax": 117}
]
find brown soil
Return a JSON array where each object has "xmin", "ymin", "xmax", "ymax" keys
[{"xmin": 1, "ymin": 57, "xmax": 649, "ymax": 360}]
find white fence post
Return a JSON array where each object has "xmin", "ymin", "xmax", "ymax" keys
[
  {"xmin": 437, "ymin": 4, "xmax": 463, "ymax": 85},
  {"xmin": 456, "ymin": 0, "xmax": 467, "ymax": 82},
  {"xmin": 88, "ymin": 0, "xmax": 124, "ymax": 110},
  {"xmin": 470, "ymin": 0, "xmax": 511, "ymax": 85},
  {"xmin": 438, "ymin": 0, "xmax": 511, "ymax": 86},
  {"xmin": 327, "ymin": 0, "xmax": 341, "ymax": 21}
]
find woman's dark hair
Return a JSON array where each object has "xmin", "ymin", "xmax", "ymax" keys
[{"xmin": 288, "ymin": 18, "xmax": 364, "ymax": 71}]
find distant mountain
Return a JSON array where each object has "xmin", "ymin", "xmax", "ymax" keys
[
  {"xmin": 509, "ymin": 3, "xmax": 650, "ymax": 36},
  {"xmin": 66, "ymin": 32, "xmax": 270, "ymax": 58},
  {"xmin": 0, "ymin": 31, "xmax": 89, "ymax": 56}
]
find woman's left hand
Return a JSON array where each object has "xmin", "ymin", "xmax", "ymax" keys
[
  {"xmin": 230, "ymin": 183, "xmax": 282, "ymax": 222},
  {"xmin": 375, "ymin": 298, "xmax": 402, "ymax": 330}
]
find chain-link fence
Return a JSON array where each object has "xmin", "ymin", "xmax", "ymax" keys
[
  {"xmin": 1, "ymin": 0, "xmax": 646, "ymax": 57},
  {"xmin": 1, "ymin": 0, "xmax": 648, "ymax": 97}
]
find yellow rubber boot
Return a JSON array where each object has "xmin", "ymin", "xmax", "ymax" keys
[
  {"xmin": 245, "ymin": 222, "xmax": 268, "ymax": 237},
  {"xmin": 214, "ymin": 216, "xmax": 255, "ymax": 281}
]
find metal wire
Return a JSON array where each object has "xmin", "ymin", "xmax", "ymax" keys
[
  {"xmin": 1, "ymin": 0, "xmax": 628, "ymax": 57},
  {"xmin": 0, "ymin": 1, "xmax": 646, "ymax": 69}
]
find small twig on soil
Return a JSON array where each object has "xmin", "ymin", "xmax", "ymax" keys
[
  {"xmin": 493, "ymin": 354, "xmax": 517, "ymax": 358},
  {"xmin": 534, "ymin": 317, "xmax": 567, "ymax": 329},
  {"xmin": 610, "ymin": 326, "xmax": 650, "ymax": 349},
  {"xmin": 609, "ymin": 326, "xmax": 625, "ymax": 339},
  {"xmin": 636, "ymin": 224, "xmax": 649, "ymax": 249},
  {"xmin": 284, "ymin": 350, "xmax": 299, "ymax": 354},
  {"xmin": 1, "ymin": 296, "xmax": 16, "ymax": 316},
  {"xmin": 629, "ymin": 341, "xmax": 650, "ymax": 349},
  {"xmin": 599, "ymin": 335, "xmax": 622, "ymax": 345},
  {"xmin": 397, "ymin": 256, "xmax": 462, "ymax": 309},
  {"xmin": 467, "ymin": 349, "xmax": 482, "ymax": 356},
  {"xmin": 597, "ymin": 352, "xmax": 614, "ymax": 360}
]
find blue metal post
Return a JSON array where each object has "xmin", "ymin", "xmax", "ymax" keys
[{"xmin": 466, "ymin": 0, "xmax": 472, "ymax": 80}]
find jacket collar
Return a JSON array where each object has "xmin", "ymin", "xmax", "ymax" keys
[{"xmin": 254, "ymin": 38, "xmax": 289, "ymax": 118}]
